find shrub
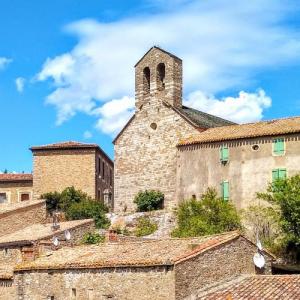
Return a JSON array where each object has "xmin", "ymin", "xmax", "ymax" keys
[
  {"xmin": 82, "ymin": 232, "xmax": 105, "ymax": 244},
  {"xmin": 135, "ymin": 216, "xmax": 158, "ymax": 237},
  {"xmin": 257, "ymin": 174, "xmax": 300, "ymax": 262},
  {"xmin": 65, "ymin": 200, "xmax": 110, "ymax": 229},
  {"xmin": 41, "ymin": 191, "xmax": 61, "ymax": 212},
  {"xmin": 59, "ymin": 186, "xmax": 91, "ymax": 211},
  {"xmin": 172, "ymin": 188, "xmax": 241, "ymax": 238},
  {"xmin": 134, "ymin": 190, "xmax": 164, "ymax": 212}
]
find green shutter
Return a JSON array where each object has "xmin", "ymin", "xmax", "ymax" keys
[
  {"xmin": 220, "ymin": 145, "xmax": 229, "ymax": 162},
  {"xmin": 272, "ymin": 169, "xmax": 279, "ymax": 181},
  {"xmin": 279, "ymin": 168, "xmax": 287, "ymax": 179},
  {"xmin": 273, "ymin": 138, "xmax": 285, "ymax": 155},
  {"xmin": 221, "ymin": 181, "xmax": 229, "ymax": 201}
]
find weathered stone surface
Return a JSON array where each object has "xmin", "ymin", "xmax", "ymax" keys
[{"xmin": 0, "ymin": 181, "xmax": 33, "ymax": 204}]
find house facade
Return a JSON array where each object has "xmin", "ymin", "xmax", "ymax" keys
[
  {"xmin": 113, "ymin": 47, "xmax": 233, "ymax": 212},
  {"xmin": 31, "ymin": 141, "xmax": 114, "ymax": 207}
]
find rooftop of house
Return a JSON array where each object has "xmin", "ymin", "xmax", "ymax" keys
[
  {"xmin": 0, "ymin": 219, "xmax": 93, "ymax": 247},
  {"xmin": 0, "ymin": 199, "xmax": 45, "ymax": 215},
  {"xmin": 0, "ymin": 173, "xmax": 32, "ymax": 182},
  {"xmin": 178, "ymin": 116, "xmax": 300, "ymax": 146},
  {"xmin": 15, "ymin": 231, "xmax": 264, "ymax": 271},
  {"xmin": 197, "ymin": 275, "xmax": 300, "ymax": 300},
  {"xmin": 30, "ymin": 141, "xmax": 99, "ymax": 151}
]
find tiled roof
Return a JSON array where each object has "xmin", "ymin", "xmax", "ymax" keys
[
  {"xmin": 0, "ymin": 219, "xmax": 93, "ymax": 247},
  {"xmin": 177, "ymin": 106, "xmax": 236, "ymax": 129},
  {"xmin": 30, "ymin": 141, "xmax": 99, "ymax": 151},
  {"xmin": 0, "ymin": 200, "xmax": 44, "ymax": 215},
  {"xmin": 0, "ymin": 173, "xmax": 32, "ymax": 182},
  {"xmin": 0, "ymin": 267, "xmax": 13, "ymax": 280},
  {"xmin": 197, "ymin": 275, "xmax": 300, "ymax": 300},
  {"xmin": 16, "ymin": 231, "xmax": 246, "ymax": 271},
  {"xmin": 179, "ymin": 116, "xmax": 300, "ymax": 146}
]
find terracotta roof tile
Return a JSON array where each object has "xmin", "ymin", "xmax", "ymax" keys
[
  {"xmin": 0, "ymin": 173, "xmax": 32, "ymax": 182},
  {"xmin": 30, "ymin": 141, "xmax": 99, "ymax": 151},
  {"xmin": 0, "ymin": 219, "xmax": 93, "ymax": 247},
  {"xmin": 178, "ymin": 116, "xmax": 300, "ymax": 146},
  {"xmin": 197, "ymin": 275, "xmax": 300, "ymax": 300},
  {"xmin": 15, "ymin": 231, "xmax": 250, "ymax": 271}
]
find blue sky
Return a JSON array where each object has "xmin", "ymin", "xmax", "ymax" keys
[{"xmin": 1, "ymin": 0, "xmax": 300, "ymax": 173}]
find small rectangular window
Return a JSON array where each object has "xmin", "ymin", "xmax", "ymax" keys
[
  {"xmin": 220, "ymin": 145, "xmax": 229, "ymax": 162},
  {"xmin": 98, "ymin": 158, "xmax": 101, "ymax": 176},
  {"xmin": 272, "ymin": 168, "xmax": 287, "ymax": 182},
  {"xmin": 20, "ymin": 193, "xmax": 30, "ymax": 201},
  {"xmin": 110, "ymin": 169, "xmax": 113, "ymax": 186},
  {"xmin": 102, "ymin": 161, "xmax": 105, "ymax": 178},
  {"xmin": 273, "ymin": 138, "xmax": 285, "ymax": 156},
  {"xmin": 221, "ymin": 181, "xmax": 229, "ymax": 201},
  {"xmin": 0, "ymin": 193, "xmax": 7, "ymax": 204},
  {"xmin": 72, "ymin": 288, "xmax": 76, "ymax": 299}
]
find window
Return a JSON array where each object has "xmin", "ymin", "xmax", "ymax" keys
[
  {"xmin": 98, "ymin": 158, "xmax": 101, "ymax": 176},
  {"xmin": 143, "ymin": 67, "xmax": 150, "ymax": 94},
  {"xmin": 71, "ymin": 288, "xmax": 77, "ymax": 299},
  {"xmin": 273, "ymin": 138, "xmax": 285, "ymax": 156},
  {"xmin": 220, "ymin": 145, "xmax": 229, "ymax": 163},
  {"xmin": 110, "ymin": 169, "xmax": 113, "ymax": 186},
  {"xmin": 157, "ymin": 63, "xmax": 166, "ymax": 91},
  {"xmin": 272, "ymin": 168, "xmax": 287, "ymax": 182},
  {"xmin": 102, "ymin": 161, "xmax": 105, "ymax": 179},
  {"xmin": 0, "ymin": 193, "xmax": 7, "ymax": 204},
  {"xmin": 221, "ymin": 181, "xmax": 229, "ymax": 201},
  {"xmin": 20, "ymin": 193, "xmax": 30, "ymax": 201}
]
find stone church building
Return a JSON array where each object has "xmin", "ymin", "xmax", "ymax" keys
[{"xmin": 114, "ymin": 46, "xmax": 300, "ymax": 212}]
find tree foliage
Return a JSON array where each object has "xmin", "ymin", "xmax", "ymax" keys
[
  {"xmin": 82, "ymin": 232, "xmax": 105, "ymax": 244},
  {"xmin": 257, "ymin": 175, "xmax": 300, "ymax": 261},
  {"xmin": 172, "ymin": 188, "xmax": 241, "ymax": 238},
  {"xmin": 135, "ymin": 216, "xmax": 158, "ymax": 237},
  {"xmin": 134, "ymin": 190, "xmax": 164, "ymax": 212}
]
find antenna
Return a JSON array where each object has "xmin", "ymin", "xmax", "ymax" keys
[
  {"xmin": 52, "ymin": 236, "xmax": 59, "ymax": 247},
  {"xmin": 256, "ymin": 232, "xmax": 263, "ymax": 251},
  {"xmin": 64, "ymin": 230, "xmax": 71, "ymax": 241},
  {"xmin": 253, "ymin": 253, "xmax": 265, "ymax": 269}
]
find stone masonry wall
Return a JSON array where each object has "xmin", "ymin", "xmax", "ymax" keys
[
  {"xmin": 32, "ymin": 149, "xmax": 96, "ymax": 200},
  {"xmin": 0, "ymin": 181, "xmax": 33, "ymax": 204},
  {"xmin": 0, "ymin": 201, "xmax": 46, "ymax": 237},
  {"xmin": 175, "ymin": 236, "xmax": 273, "ymax": 300},
  {"xmin": 15, "ymin": 266, "xmax": 175, "ymax": 300},
  {"xmin": 114, "ymin": 100, "xmax": 198, "ymax": 212},
  {"xmin": 177, "ymin": 133, "xmax": 300, "ymax": 209},
  {"xmin": 0, "ymin": 280, "xmax": 15, "ymax": 300}
]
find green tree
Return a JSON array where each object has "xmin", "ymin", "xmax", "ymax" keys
[
  {"xmin": 257, "ymin": 174, "xmax": 300, "ymax": 261},
  {"xmin": 41, "ymin": 191, "xmax": 61, "ymax": 212},
  {"xmin": 172, "ymin": 188, "xmax": 241, "ymax": 238}
]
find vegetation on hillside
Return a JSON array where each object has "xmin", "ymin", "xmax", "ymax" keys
[
  {"xmin": 172, "ymin": 188, "xmax": 241, "ymax": 238},
  {"xmin": 135, "ymin": 216, "xmax": 158, "ymax": 237},
  {"xmin": 42, "ymin": 187, "xmax": 110, "ymax": 229},
  {"xmin": 82, "ymin": 232, "xmax": 105, "ymax": 244}
]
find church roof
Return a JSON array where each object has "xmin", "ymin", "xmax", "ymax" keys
[
  {"xmin": 178, "ymin": 116, "xmax": 300, "ymax": 146},
  {"xmin": 177, "ymin": 106, "xmax": 236, "ymax": 128}
]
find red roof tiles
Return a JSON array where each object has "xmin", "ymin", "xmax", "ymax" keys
[
  {"xmin": 0, "ymin": 173, "xmax": 32, "ymax": 182},
  {"xmin": 30, "ymin": 141, "xmax": 99, "ymax": 151},
  {"xmin": 179, "ymin": 116, "xmax": 300, "ymax": 146},
  {"xmin": 197, "ymin": 275, "xmax": 300, "ymax": 300}
]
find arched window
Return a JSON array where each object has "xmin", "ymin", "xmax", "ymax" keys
[
  {"xmin": 143, "ymin": 67, "xmax": 150, "ymax": 94},
  {"xmin": 157, "ymin": 63, "xmax": 165, "ymax": 91}
]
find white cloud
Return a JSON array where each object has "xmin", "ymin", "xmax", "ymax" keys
[
  {"xmin": 15, "ymin": 77, "xmax": 26, "ymax": 93},
  {"xmin": 36, "ymin": 0, "xmax": 300, "ymax": 135},
  {"xmin": 83, "ymin": 130, "xmax": 93, "ymax": 139},
  {"xmin": 184, "ymin": 89, "xmax": 271, "ymax": 123},
  {"xmin": 0, "ymin": 57, "xmax": 12, "ymax": 70}
]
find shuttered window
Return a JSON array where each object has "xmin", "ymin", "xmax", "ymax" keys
[
  {"xmin": 272, "ymin": 168, "xmax": 287, "ymax": 182},
  {"xmin": 221, "ymin": 181, "xmax": 229, "ymax": 201},
  {"xmin": 273, "ymin": 138, "xmax": 285, "ymax": 156},
  {"xmin": 220, "ymin": 145, "xmax": 229, "ymax": 162}
]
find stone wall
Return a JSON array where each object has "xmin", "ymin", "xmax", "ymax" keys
[
  {"xmin": 176, "ymin": 133, "xmax": 300, "ymax": 209},
  {"xmin": 0, "ymin": 181, "xmax": 33, "ymax": 204},
  {"xmin": 0, "ymin": 201, "xmax": 46, "ymax": 237},
  {"xmin": 174, "ymin": 236, "xmax": 273, "ymax": 300},
  {"xmin": 0, "ymin": 280, "xmax": 15, "ymax": 300},
  {"xmin": 15, "ymin": 266, "xmax": 175, "ymax": 300},
  {"xmin": 32, "ymin": 149, "xmax": 96, "ymax": 199}
]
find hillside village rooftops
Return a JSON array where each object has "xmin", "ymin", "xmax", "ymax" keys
[
  {"xmin": 197, "ymin": 275, "xmax": 300, "ymax": 300},
  {"xmin": 0, "ymin": 199, "xmax": 45, "ymax": 215},
  {"xmin": 0, "ymin": 173, "xmax": 32, "ymax": 182},
  {"xmin": 178, "ymin": 116, "xmax": 300, "ymax": 146},
  {"xmin": 15, "ymin": 231, "xmax": 272, "ymax": 271},
  {"xmin": 0, "ymin": 219, "xmax": 93, "ymax": 247}
]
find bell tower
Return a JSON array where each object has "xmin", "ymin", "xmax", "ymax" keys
[{"xmin": 134, "ymin": 46, "xmax": 182, "ymax": 110}]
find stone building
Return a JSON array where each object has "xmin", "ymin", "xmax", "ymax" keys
[
  {"xmin": 0, "ymin": 174, "xmax": 33, "ymax": 204},
  {"xmin": 113, "ymin": 46, "xmax": 233, "ymax": 212},
  {"xmin": 31, "ymin": 141, "xmax": 114, "ymax": 207},
  {"xmin": 13, "ymin": 231, "xmax": 274, "ymax": 300},
  {"xmin": 177, "ymin": 117, "xmax": 300, "ymax": 208}
]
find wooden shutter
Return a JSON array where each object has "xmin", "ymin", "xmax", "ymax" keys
[
  {"xmin": 221, "ymin": 181, "xmax": 229, "ymax": 201},
  {"xmin": 279, "ymin": 168, "xmax": 287, "ymax": 179},
  {"xmin": 272, "ymin": 169, "xmax": 279, "ymax": 181},
  {"xmin": 273, "ymin": 138, "xmax": 285, "ymax": 155},
  {"xmin": 220, "ymin": 146, "xmax": 229, "ymax": 162}
]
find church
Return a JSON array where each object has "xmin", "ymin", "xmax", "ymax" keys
[{"xmin": 114, "ymin": 46, "xmax": 300, "ymax": 212}]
